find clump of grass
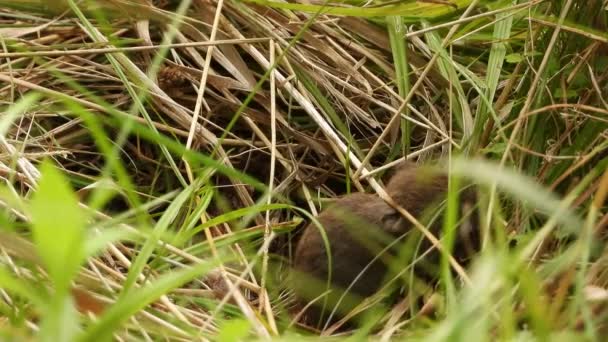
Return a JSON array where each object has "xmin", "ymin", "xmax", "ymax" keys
[{"xmin": 0, "ymin": 0, "xmax": 607, "ymax": 340}]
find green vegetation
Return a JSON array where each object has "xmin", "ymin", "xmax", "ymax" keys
[{"xmin": 0, "ymin": 0, "xmax": 606, "ymax": 340}]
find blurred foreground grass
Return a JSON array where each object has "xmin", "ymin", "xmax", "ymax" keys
[{"xmin": 0, "ymin": 0, "xmax": 607, "ymax": 340}]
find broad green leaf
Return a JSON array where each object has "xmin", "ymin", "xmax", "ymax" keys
[
  {"xmin": 29, "ymin": 160, "xmax": 87, "ymax": 342},
  {"xmin": 29, "ymin": 160, "xmax": 87, "ymax": 293},
  {"xmin": 217, "ymin": 318, "xmax": 252, "ymax": 342}
]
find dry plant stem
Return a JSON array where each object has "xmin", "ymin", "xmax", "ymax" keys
[
  {"xmin": 0, "ymin": 38, "xmax": 270, "ymax": 58},
  {"xmin": 320, "ymin": 65, "xmax": 457, "ymax": 146},
  {"xmin": 510, "ymin": 141, "xmax": 578, "ymax": 160},
  {"xmin": 219, "ymin": 24, "xmax": 365, "ymax": 168},
  {"xmin": 1, "ymin": 0, "xmax": 604, "ymax": 338},
  {"xmin": 0, "ymin": 139, "xmax": 196, "ymax": 329},
  {"xmin": 571, "ymin": 177, "xmax": 602, "ymax": 210},
  {"xmin": 1, "ymin": 162, "xmax": 258, "ymax": 334},
  {"xmin": 184, "ymin": 0, "xmax": 223, "ymax": 156},
  {"xmin": 529, "ymin": 16, "xmax": 608, "ymax": 44},
  {"xmin": 241, "ymin": 117, "xmax": 291, "ymax": 167},
  {"xmin": 183, "ymin": 14, "xmax": 472, "ymax": 284},
  {"xmin": 323, "ymin": 296, "xmax": 386, "ymax": 335},
  {"xmin": 258, "ymin": 40, "xmax": 278, "ymax": 334},
  {"xmin": 81, "ymin": 24, "xmax": 262, "ymax": 224},
  {"xmin": 98, "ymin": 237, "xmax": 192, "ymax": 325},
  {"xmin": 542, "ymin": 171, "xmax": 608, "ymax": 329},
  {"xmin": 353, "ymin": 0, "xmax": 481, "ymax": 180},
  {"xmin": 480, "ymin": 22, "xmax": 543, "ymax": 153},
  {"xmin": 0, "ymin": 136, "xmax": 40, "ymax": 184},
  {"xmin": 198, "ymin": 232, "xmax": 276, "ymax": 336},
  {"xmin": 3, "ymin": 31, "xmax": 266, "ymax": 326},
  {"xmin": 90, "ymin": 207, "xmax": 261, "ymax": 292},
  {"xmin": 379, "ymin": 295, "xmax": 410, "ymax": 341},
  {"xmin": 198, "ymin": 202, "xmax": 271, "ymax": 339},
  {"xmin": 587, "ymin": 64, "xmax": 608, "ymax": 110},
  {"xmin": 550, "ymin": 268, "xmax": 577, "ymax": 325},
  {"xmin": 336, "ymin": 44, "xmax": 458, "ymax": 136},
  {"xmin": 592, "ymin": 169, "xmax": 608, "ymax": 214},
  {"xmin": 179, "ymin": 2, "xmax": 268, "ymax": 278},
  {"xmin": 450, "ymin": 4, "xmax": 533, "ymax": 45},
  {"xmin": 497, "ymin": 103, "xmax": 608, "ymax": 133},
  {"xmin": 229, "ymin": 33, "xmax": 358, "ymax": 163},
  {"xmin": 248, "ymin": 3, "xmax": 471, "ymax": 297},
  {"xmin": 499, "ymin": 0, "xmax": 573, "ymax": 166},
  {"xmin": 566, "ymin": 42, "xmax": 599, "ymax": 85},
  {"xmin": 301, "ymin": 182, "xmax": 319, "ymax": 216},
  {"xmin": 359, "ymin": 138, "xmax": 449, "ymax": 180},
  {"xmin": 484, "ymin": 0, "xmax": 574, "ymax": 253},
  {"xmin": 0, "ymin": 71, "xmax": 254, "ymax": 203},
  {"xmin": 26, "ymin": 112, "xmax": 265, "ymax": 148}
]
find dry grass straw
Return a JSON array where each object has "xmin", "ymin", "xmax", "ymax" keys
[{"xmin": 0, "ymin": 0, "xmax": 607, "ymax": 340}]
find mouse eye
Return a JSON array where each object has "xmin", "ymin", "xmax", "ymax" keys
[{"xmin": 381, "ymin": 212, "xmax": 404, "ymax": 233}]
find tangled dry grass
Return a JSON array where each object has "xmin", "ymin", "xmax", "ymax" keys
[{"xmin": 1, "ymin": 0, "xmax": 608, "ymax": 340}]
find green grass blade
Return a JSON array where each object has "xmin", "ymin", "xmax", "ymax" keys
[{"xmin": 388, "ymin": 15, "xmax": 411, "ymax": 155}]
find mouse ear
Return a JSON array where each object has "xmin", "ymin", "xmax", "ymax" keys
[{"xmin": 383, "ymin": 160, "xmax": 417, "ymax": 182}]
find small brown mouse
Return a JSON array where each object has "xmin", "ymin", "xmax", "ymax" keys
[
  {"xmin": 385, "ymin": 161, "xmax": 479, "ymax": 262},
  {"xmin": 290, "ymin": 161, "xmax": 479, "ymax": 329}
]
